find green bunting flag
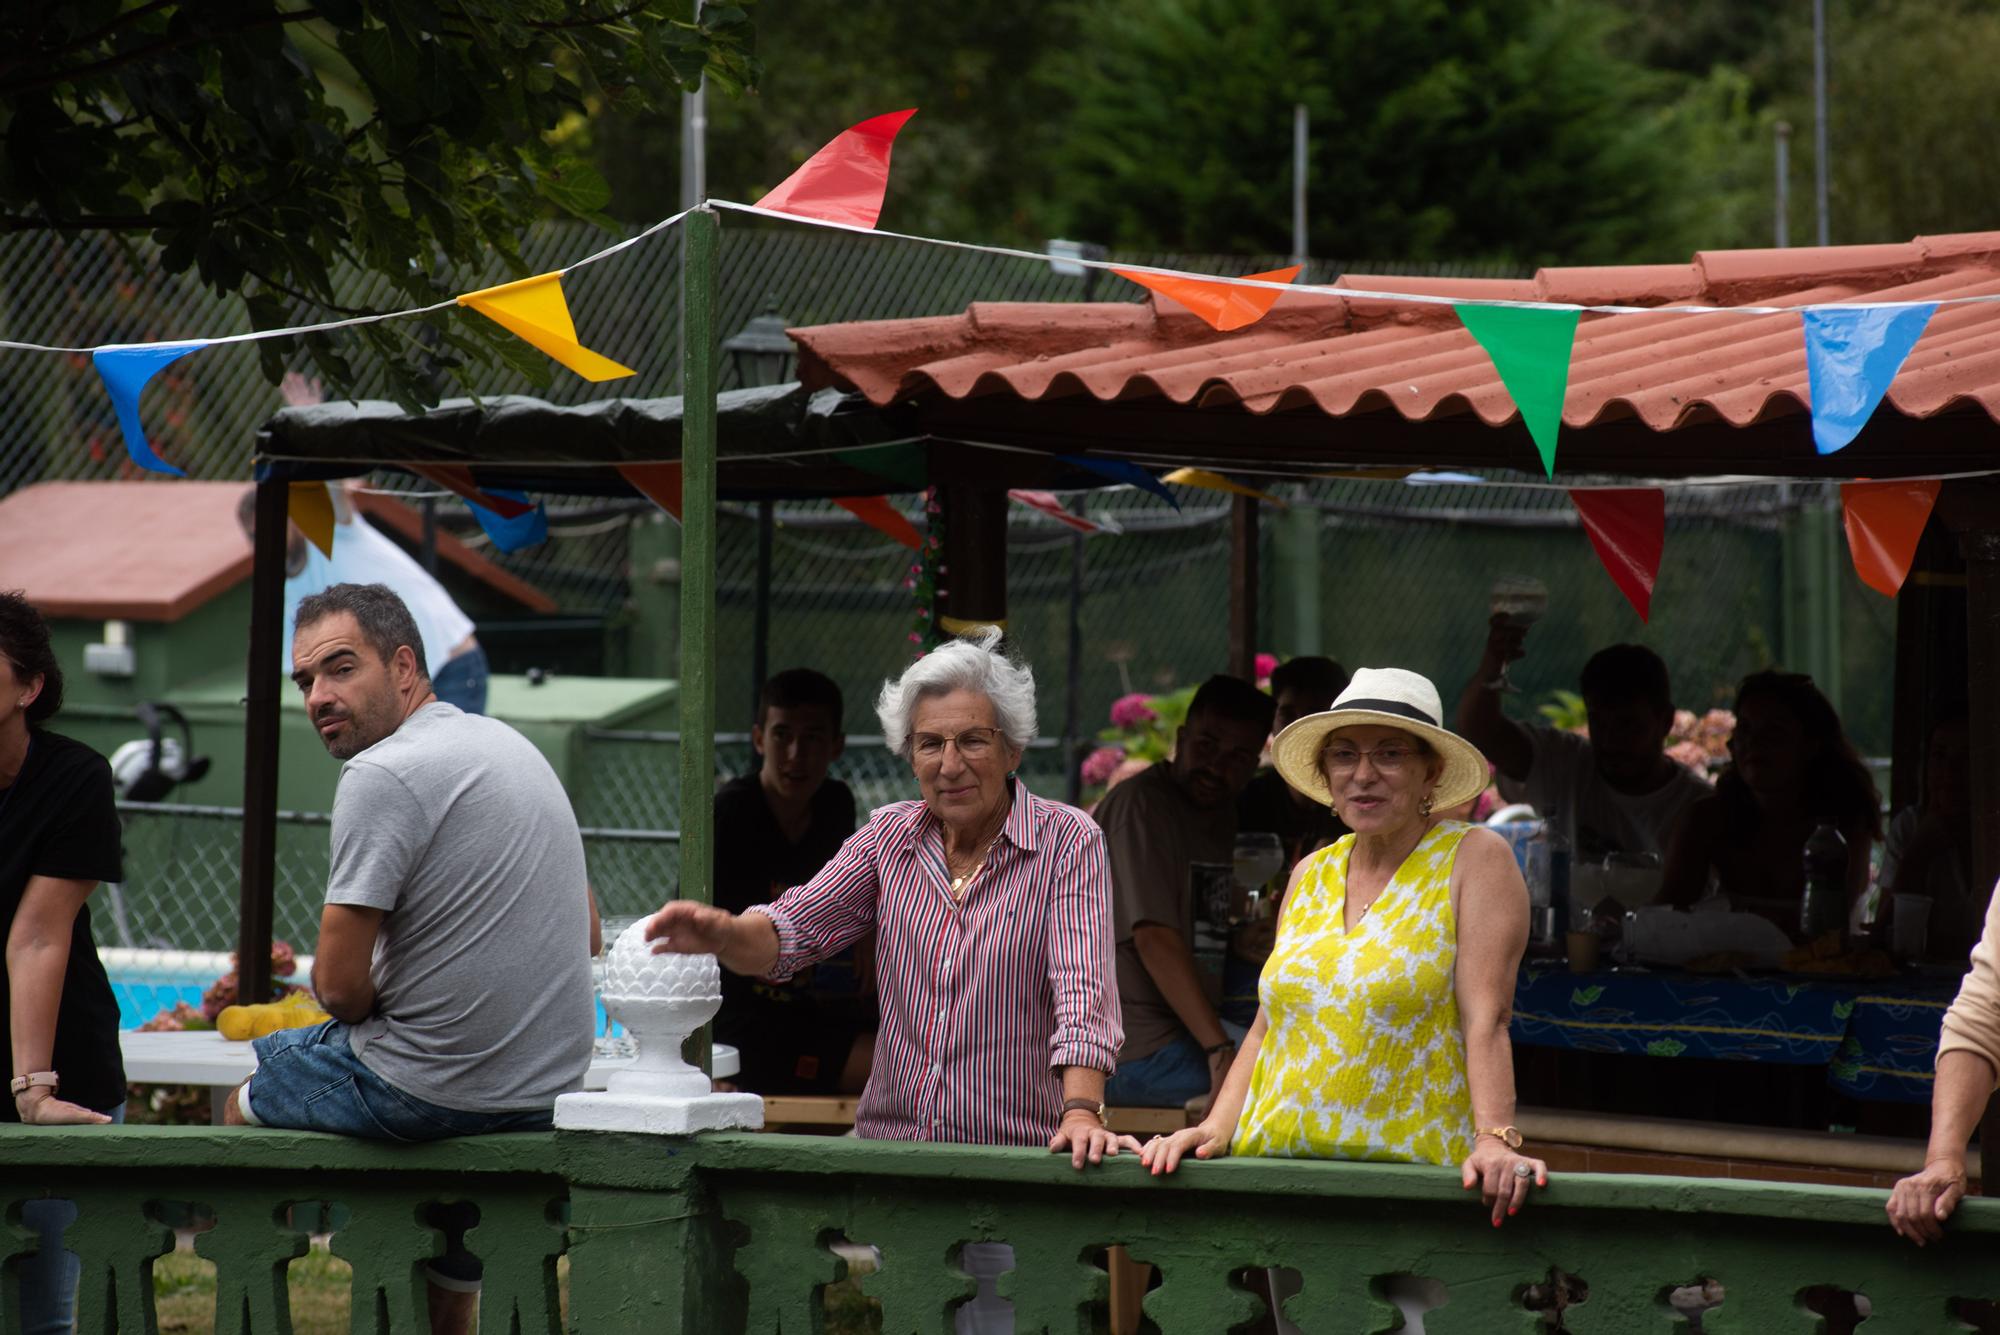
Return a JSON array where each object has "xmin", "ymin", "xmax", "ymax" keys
[
  {"xmin": 1456, "ymin": 305, "xmax": 1581, "ymax": 476},
  {"xmin": 835, "ymin": 442, "xmax": 929, "ymax": 490}
]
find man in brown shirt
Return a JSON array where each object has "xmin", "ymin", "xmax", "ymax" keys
[{"xmin": 1097, "ymin": 675, "xmax": 1274, "ymax": 1108}]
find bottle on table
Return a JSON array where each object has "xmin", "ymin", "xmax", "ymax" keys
[{"xmin": 1799, "ymin": 821, "xmax": 1848, "ymax": 941}]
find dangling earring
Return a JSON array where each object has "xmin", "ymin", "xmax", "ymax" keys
[{"xmin": 1419, "ymin": 793, "xmax": 1434, "ymax": 819}]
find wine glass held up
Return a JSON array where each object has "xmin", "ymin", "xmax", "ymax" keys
[{"xmin": 1486, "ymin": 576, "xmax": 1549, "ymax": 694}]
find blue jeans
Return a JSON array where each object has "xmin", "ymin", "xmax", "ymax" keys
[
  {"xmin": 1104, "ymin": 1035, "xmax": 1211, "ymax": 1108},
  {"xmin": 19, "ymin": 1105, "xmax": 126, "ymax": 1335},
  {"xmin": 430, "ymin": 645, "xmax": 488, "ymax": 715}
]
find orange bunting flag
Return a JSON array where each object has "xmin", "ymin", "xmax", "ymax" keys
[
  {"xmin": 287, "ymin": 482, "xmax": 336, "ymax": 558},
  {"xmin": 1112, "ymin": 265, "xmax": 1300, "ymax": 332},
  {"xmin": 1841, "ymin": 479, "xmax": 1940, "ymax": 597},
  {"xmin": 832, "ymin": 496, "xmax": 923, "ymax": 549},
  {"xmin": 1568, "ymin": 488, "xmax": 1665, "ymax": 622},
  {"xmin": 618, "ymin": 463, "xmax": 684, "ymax": 521},
  {"xmin": 757, "ymin": 109, "xmax": 918, "ymax": 228},
  {"xmin": 457, "ymin": 273, "xmax": 636, "ymax": 382},
  {"xmin": 1162, "ymin": 467, "xmax": 1285, "ymax": 505},
  {"xmin": 408, "ymin": 464, "xmax": 535, "ymax": 520}
]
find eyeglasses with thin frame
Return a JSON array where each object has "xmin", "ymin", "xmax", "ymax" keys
[
  {"xmin": 912, "ymin": 726, "xmax": 1002, "ymax": 761},
  {"xmin": 1322, "ymin": 742, "xmax": 1421, "ymax": 775}
]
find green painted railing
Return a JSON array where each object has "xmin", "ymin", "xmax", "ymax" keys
[{"xmin": 4, "ymin": 1126, "xmax": 1999, "ymax": 1333}]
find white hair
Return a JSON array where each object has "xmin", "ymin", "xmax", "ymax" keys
[{"xmin": 875, "ymin": 626, "xmax": 1037, "ymax": 757}]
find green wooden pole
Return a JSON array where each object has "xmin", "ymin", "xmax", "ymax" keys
[{"xmin": 681, "ymin": 206, "xmax": 719, "ymax": 1077}]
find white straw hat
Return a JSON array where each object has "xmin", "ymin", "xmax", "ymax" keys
[{"xmin": 1271, "ymin": 667, "xmax": 1490, "ymax": 811}]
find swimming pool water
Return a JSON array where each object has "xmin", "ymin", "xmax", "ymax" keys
[{"xmin": 112, "ymin": 975, "xmax": 615, "ymax": 1035}]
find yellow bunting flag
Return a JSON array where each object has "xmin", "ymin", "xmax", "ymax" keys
[
  {"xmin": 287, "ymin": 481, "xmax": 336, "ymax": 558},
  {"xmin": 1162, "ymin": 467, "xmax": 1285, "ymax": 506},
  {"xmin": 457, "ymin": 273, "xmax": 636, "ymax": 382}
]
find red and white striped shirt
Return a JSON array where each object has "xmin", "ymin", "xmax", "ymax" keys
[{"xmin": 750, "ymin": 781, "xmax": 1122, "ymax": 1147}]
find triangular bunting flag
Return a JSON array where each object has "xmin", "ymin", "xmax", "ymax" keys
[
  {"xmin": 1841, "ymin": 478, "xmax": 1940, "ymax": 597},
  {"xmin": 1803, "ymin": 305, "xmax": 1937, "ymax": 455},
  {"xmin": 409, "ymin": 465, "xmax": 536, "ymax": 519},
  {"xmin": 467, "ymin": 488, "xmax": 548, "ymax": 554},
  {"xmin": 832, "ymin": 495, "xmax": 923, "ymax": 549},
  {"xmin": 457, "ymin": 273, "xmax": 636, "ymax": 382},
  {"xmin": 1162, "ymin": 467, "xmax": 1286, "ymax": 506},
  {"xmin": 836, "ymin": 442, "xmax": 928, "ymax": 489},
  {"xmin": 288, "ymin": 482, "xmax": 336, "ymax": 558},
  {"xmin": 1569, "ymin": 488, "xmax": 1665, "ymax": 621},
  {"xmin": 1057, "ymin": 455, "xmax": 1180, "ymax": 510},
  {"xmin": 92, "ymin": 341, "xmax": 208, "ymax": 475},
  {"xmin": 618, "ymin": 463, "xmax": 683, "ymax": 521},
  {"xmin": 757, "ymin": 109, "xmax": 918, "ymax": 228},
  {"xmin": 1113, "ymin": 265, "xmax": 1301, "ymax": 332},
  {"xmin": 1456, "ymin": 305, "xmax": 1581, "ymax": 476},
  {"xmin": 1008, "ymin": 490, "xmax": 1100, "ymax": 534}
]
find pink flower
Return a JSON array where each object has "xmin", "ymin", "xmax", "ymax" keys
[
  {"xmin": 1109, "ymin": 693, "xmax": 1157, "ymax": 729},
  {"xmin": 1667, "ymin": 740, "xmax": 1713, "ymax": 778},
  {"xmin": 1080, "ymin": 746, "xmax": 1127, "ymax": 787},
  {"xmin": 1254, "ymin": 652, "xmax": 1279, "ymax": 681}
]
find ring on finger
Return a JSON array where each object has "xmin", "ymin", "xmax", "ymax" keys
[{"xmin": 1511, "ymin": 1161, "xmax": 1533, "ymax": 1179}]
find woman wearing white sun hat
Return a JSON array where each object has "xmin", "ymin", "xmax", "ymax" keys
[{"xmin": 1140, "ymin": 667, "xmax": 1547, "ymax": 1225}]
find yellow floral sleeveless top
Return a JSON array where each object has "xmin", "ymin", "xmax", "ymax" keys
[{"xmin": 1233, "ymin": 821, "xmax": 1474, "ymax": 1167}]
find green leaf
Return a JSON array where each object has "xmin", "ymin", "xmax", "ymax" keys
[
  {"xmin": 535, "ymin": 158, "xmax": 613, "ymax": 219},
  {"xmin": 1569, "ymin": 986, "xmax": 1604, "ymax": 1007},
  {"xmin": 1644, "ymin": 1039, "xmax": 1686, "ymax": 1058}
]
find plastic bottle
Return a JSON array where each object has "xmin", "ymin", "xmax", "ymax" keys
[{"xmin": 1799, "ymin": 821, "xmax": 1847, "ymax": 940}]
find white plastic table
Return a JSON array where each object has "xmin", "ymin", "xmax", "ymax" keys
[{"xmin": 119, "ymin": 1030, "xmax": 739, "ymax": 1121}]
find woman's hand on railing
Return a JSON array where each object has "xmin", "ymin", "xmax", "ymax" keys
[
  {"xmin": 1886, "ymin": 1157, "xmax": 1967, "ymax": 1246},
  {"xmin": 1139, "ymin": 1118, "xmax": 1230, "ymax": 1175},
  {"xmin": 1461, "ymin": 1138, "xmax": 1547, "ymax": 1227},
  {"xmin": 1048, "ymin": 1111, "xmax": 1143, "ymax": 1172},
  {"xmin": 13, "ymin": 1089, "xmax": 110, "ymax": 1126}
]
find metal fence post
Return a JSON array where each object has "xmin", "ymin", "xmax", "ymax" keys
[
  {"xmin": 237, "ymin": 476, "xmax": 287, "ymax": 1006},
  {"xmin": 681, "ymin": 206, "xmax": 718, "ymax": 907}
]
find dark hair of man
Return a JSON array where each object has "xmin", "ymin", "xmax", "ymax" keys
[
  {"xmin": 1579, "ymin": 643, "xmax": 1672, "ymax": 713},
  {"xmin": 0, "ymin": 590, "xmax": 63, "ymax": 725},
  {"xmin": 235, "ymin": 485, "xmax": 259, "ymax": 533},
  {"xmin": 295, "ymin": 583, "xmax": 431, "ymax": 684},
  {"xmin": 1186, "ymin": 674, "xmax": 1277, "ymax": 735},
  {"xmin": 758, "ymin": 668, "xmax": 844, "ymax": 731},
  {"xmin": 1716, "ymin": 669, "xmax": 1881, "ymax": 840},
  {"xmin": 1268, "ymin": 656, "xmax": 1350, "ymax": 703}
]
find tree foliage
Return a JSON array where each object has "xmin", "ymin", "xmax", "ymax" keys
[{"xmin": 0, "ymin": 2, "xmax": 757, "ymax": 404}]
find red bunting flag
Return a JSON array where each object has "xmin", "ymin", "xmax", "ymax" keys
[
  {"xmin": 409, "ymin": 464, "xmax": 535, "ymax": 520},
  {"xmin": 1008, "ymin": 489, "xmax": 1100, "ymax": 534},
  {"xmin": 1569, "ymin": 488, "xmax": 1665, "ymax": 621},
  {"xmin": 1841, "ymin": 479, "xmax": 1940, "ymax": 597},
  {"xmin": 756, "ymin": 109, "xmax": 918, "ymax": 228},
  {"xmin": 1112, "ymin": 265, "xmax": 1301, "ymax": 332},
  {"xmin": 618, "ymin": 463, "xmax": 684, "ymax": 520},
  {"xmin": 832, "ymin": 495, "xmax": 923, "ymax": 548}
]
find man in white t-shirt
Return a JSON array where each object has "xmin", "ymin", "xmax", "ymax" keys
[
  {"xmin": 1456, "ymin": 620, "xmax": 1708, "ymax": 861},
  {"xmin": 237, "ymin": 483, "xmax": 489, "ymax": 714}
]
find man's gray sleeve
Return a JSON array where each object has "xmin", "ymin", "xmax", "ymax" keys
[{"xmin": 325, "ymin": 761, "xmax": 429, "ymax": 911}]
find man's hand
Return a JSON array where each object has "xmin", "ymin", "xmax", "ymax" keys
[
  {"xmin": 1048, "ymin": 1111, "xmax": 1143, "ymax": 1171},
  {"xmin": 1887, "ymin": 1158, "xmax": 1968, "ymax": 1245},
  {"xmin": 1478, "ymin": 612, "xmax": 1529, "ymax": 686},
  {"xmin": 14, "ymin": 1090, "xmax": 110, "ymax": 1126},
  {"xmin": 645, "ymin": 902, "xmax": 738, "ymax": 955}
]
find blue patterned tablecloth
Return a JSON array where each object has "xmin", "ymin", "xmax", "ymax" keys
[{"xmin": 1510, "ymin": 966, "xmax": 1957, "ymax": 1104}]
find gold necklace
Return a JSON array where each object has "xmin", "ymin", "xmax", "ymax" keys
[{"xmin": 946, "ymin": 836, "xmax": 999, "ymax": 901}]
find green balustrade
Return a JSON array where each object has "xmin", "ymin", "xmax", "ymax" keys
[{"xmin": 3, "ymin": 1126, "xmax": 1998, "ymax": 1333}]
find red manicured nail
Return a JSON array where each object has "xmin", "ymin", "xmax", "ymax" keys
[
  {"xmin": 1508, "ymin": 1208, "xmax": 1517, "ymax": 1217},
  {"xmin": 1492, "ymin": 1218, "xmax": 1502, "ymax": 1228}
]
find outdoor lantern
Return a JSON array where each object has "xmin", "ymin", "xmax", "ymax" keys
[{"xmin": 722, "ymin": 300, "xmax": 795, "ymax": 387}]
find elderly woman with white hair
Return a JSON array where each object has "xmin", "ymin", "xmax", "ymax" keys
[{"xmin": 647, "ymin": 629, "xmax": 1135, "ymax": 1168}]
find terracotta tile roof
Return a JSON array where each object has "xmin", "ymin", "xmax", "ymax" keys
[
  {"xmin": 788, "ymin": 232, "xmax": 2000, "ymax": 478},
  {"xmin": 0, "ymin": 481, "xmax": 252, "ymax": 621}
]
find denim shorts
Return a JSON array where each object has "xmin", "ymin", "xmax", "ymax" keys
[
  {"xmin": 244, "ymin": 1019, "xmax": 552, "ymax": 1142},
  {"xmin": 1103, "ymin": 1033, "xmax": 1212, "ymax": 1108}
]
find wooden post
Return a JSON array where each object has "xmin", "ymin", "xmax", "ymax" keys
[
  {"xmin": 1229, "ymin": 495, "xmax": 1259, "ymax": 679},
  {"xmin": 682, "ymin": 207, "xmax": 719, "ymax": 1074},
  {"xmin": 236, "ymin": 476, "xmax": 287, "ymax": 1006},
  {"xmin": 750, "ymin": 498, "xmax": 774, "ymax": 731},
  {"xmin": 938, "ymin": 485, "xmax": 1008, "ymax": 637}
]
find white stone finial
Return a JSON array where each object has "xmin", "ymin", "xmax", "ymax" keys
[{"xmin": 554, "ymin": 919, "xmax": 764, "ymax": 1134}]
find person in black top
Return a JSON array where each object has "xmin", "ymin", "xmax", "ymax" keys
[
  {"xmin": 712, "ymin": 668, "xmax": 873, "ymax": 1094},
  {"xmin": 1, "ymin": 591, "xmax": 127, "ymax": 1331}
]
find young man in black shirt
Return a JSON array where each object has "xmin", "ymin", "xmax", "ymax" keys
[{"xmin": 712, "ymin": 668, "xmax": 874, "ymax": 1094}]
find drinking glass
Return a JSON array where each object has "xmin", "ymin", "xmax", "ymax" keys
[
  {"xmin": 1232, "ymin": 832, "xmax": 1287, "ymax": 921},
  {"xmin": 1488, "ymin": 575, "xmax": 1549, "ymax": 693}
]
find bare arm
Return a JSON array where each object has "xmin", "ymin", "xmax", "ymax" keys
[
  {"xmin": 7, "ymin": 875, "xmax": 111, "ymax": 1125},
  {"xmin": 1452, "ymin": 828, "xmax": 1545, "ymax": 1225},
  {"xmin": 586, "ymin": 883, "xmax": 603, "ymax": 956},
  {"xmin": 312, "ymin": 904, "xmax": 385, "ymax": 1024},
  {"xmin": 1131, "ymin": 923, "xmax": 1229, "ymax": 1054},
  {"xmin": 1454, "ymin": 614, "xmax": 1533, "ymax": 781},
  {"xmin": 1887, "ymin": 1050, "xmax": 1993, "ymax": 1244},
  {"xmin": 646, "ymin": 902, "xmax": 783, "ymax": 976}
]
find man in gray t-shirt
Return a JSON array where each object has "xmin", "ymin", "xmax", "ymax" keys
[{"xmin": 224, "ymin": 582, "xmax": 593, "ymax": 1335}]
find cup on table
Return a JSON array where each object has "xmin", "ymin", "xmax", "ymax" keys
[
  {"xmin": 1565, "ymin": 930, "xmax": 1601, "ymax": 972},
  {"xmin": 1891, "ymin": 895, "xmax": 1932, "ymax": 959}
]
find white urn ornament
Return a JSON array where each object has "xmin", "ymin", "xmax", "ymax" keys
[{"xmin": 554, "ymin": 919, "xmax": 764, "ymax": 1134}]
